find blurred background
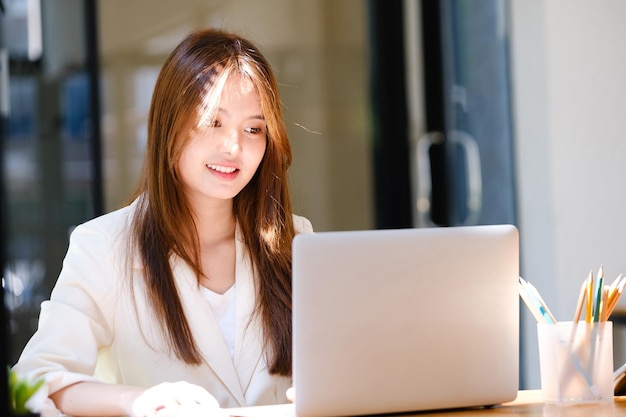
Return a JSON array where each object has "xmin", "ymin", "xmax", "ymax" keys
[{"xmin": 2, "ymin": 0, "xmax": 626, "ymax": 392}]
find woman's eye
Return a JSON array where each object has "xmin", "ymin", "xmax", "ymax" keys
[
  {"xmin": 209, "ymin": 120, "xmax": 221, "ymax": 128},
  {"xmin": 245, "ymin": 127, "xmax": 265, "ymax": 135}
]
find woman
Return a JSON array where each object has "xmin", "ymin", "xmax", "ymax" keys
[{"xmin": 13, "ymin": 28, "xmax": 313, "ymax": 417}]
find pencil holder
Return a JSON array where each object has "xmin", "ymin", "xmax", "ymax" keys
[{"xmin": 537, "ymin": 321, "xmax": 613, "ymax": 405}]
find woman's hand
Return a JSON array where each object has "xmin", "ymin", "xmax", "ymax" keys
[{"xmin": 127, "ymin": 381, "xmax": 225, "ymax": 417}]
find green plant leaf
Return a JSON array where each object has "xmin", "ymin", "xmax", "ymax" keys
[{"xmin": 7, "ymin": 367, "xmax": 45, "ymax": 415}]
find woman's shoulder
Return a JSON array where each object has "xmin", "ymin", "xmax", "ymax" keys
[
  {"xmin": 292, "ymin": 214, "xmax": 314, "ymax": 234},
  {"xmin": 72, "ymin": 199, "xmax": 139, "ymax": 242}
]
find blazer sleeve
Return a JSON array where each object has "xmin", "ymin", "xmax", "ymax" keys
[
  {"xmin": 12, "ymin": 219, "xmax": 122, "ymax": 395},
  {"xmin": 293, "ymin": 214, "xmax": 314, "ymax": 234}
]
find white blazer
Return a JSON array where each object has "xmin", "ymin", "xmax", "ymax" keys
[{"xmin": 13, "ymin": 199, "xmax": 313, "ymax": 409}]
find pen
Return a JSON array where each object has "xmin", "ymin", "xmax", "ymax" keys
[
  {"xmin": 608, "ymin": 273, "xmax": 622, "ymax": 297},
  {"xmin": 524, "ymin": 278, "xmax": 557, "ymax": 324},
  {"xmin": 585, "ymin": 271, "xmax": 594, "ymax": 323},
  {"xmin": 593, "ymin": 266, "xmax": 604, "ymax": 322},
  {"xmin": 518, "ymin": 280, "xmax": 548, "ymax": 324},
  {"xmin": 605, "ymin": 274, "xmax": 626, "ymax": 320},
  {"xmin": 601, "ymin": 286, "xmax": 609, "ymax": 322},
  {"xmin": 572, "ymin": 278, "xmax": 588, "ymax": 323},
  {"xmin": 518, "ymin": 276, "xmax": 556, "ymax": 324}
]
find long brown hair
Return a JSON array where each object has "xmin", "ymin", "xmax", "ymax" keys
[{"xmin": 130, "ymin": 28, "xmax": 296, "ymax": 375}]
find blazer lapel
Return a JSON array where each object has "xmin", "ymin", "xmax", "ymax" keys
[
  {"xmin": 233, "ymin": 227, "xmax": 265, "ymax": 396},
  {"xmin": 172, "ymin": 258, "xmax": 247, "ymax": 406}
]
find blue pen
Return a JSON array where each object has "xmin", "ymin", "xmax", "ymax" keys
[
  {"xmin": 519, "ymin": 276, "xmax": 557, "ymax": 324},
  {"xmin": 524, "ymin": 278, "xmax": 557, "ymax": 324},
  {"xmin": 519, "ymin": 280, "xmax": 548, "ymax": 323}
]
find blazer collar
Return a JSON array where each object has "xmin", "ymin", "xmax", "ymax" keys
[{"xmin": 171, "ymin": 224, "xmax": 263, "ymax": 407}]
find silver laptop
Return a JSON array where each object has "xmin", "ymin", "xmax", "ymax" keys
[{"xmin": 292, "ymin": 224, "xmax": 519, "ymax": 417}]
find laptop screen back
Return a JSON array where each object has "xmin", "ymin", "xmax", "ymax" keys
[{"xmin": 292, "ymin": 225, "xmax": 519, "ymax": 417}]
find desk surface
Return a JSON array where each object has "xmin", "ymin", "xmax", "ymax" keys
[{"xmin": 226, "ymin": 390, "xmax": 626, "ymax": 416}]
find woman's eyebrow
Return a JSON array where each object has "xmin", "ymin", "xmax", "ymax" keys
[{"xmin": 217, "ymin": 107, "xmax": 265, "ymax": 121}]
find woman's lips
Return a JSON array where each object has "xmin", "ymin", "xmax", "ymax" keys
[{"xmin": 207, "ymin": 164, "xmax": 238, "ymax": 173}]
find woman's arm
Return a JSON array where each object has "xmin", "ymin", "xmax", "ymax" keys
[
  {"xmin": 51, "ymin": 381, "xmax": 222, "ymax": 417},
  {"xmin": 50, "ymin": 381, "xmax": 143, "ymax": 416}
]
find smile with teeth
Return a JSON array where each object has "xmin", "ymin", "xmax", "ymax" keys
[{"xmin": 207, "ymin": 164, "xmax": 238, "ymax": 173}]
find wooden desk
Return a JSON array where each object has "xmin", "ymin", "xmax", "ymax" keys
[{"xmin": 226, "ymin": 390, "xmax": 626, "ymax": 416}]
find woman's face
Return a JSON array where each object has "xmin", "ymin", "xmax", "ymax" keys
[{"xmin": 178, "ymin": 74, "xmax": 267, "ymax": 208}]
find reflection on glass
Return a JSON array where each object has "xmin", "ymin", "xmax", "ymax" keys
[{"xmin": 1, "ymin": 0, "xmax": 97, "ymax": 364}]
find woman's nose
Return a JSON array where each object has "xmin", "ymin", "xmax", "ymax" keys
[{"xmin": 221, "ymin": 129, "xmax": 241, "ymax": 154}]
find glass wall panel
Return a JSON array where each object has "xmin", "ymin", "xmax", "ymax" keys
[{"xmin": 1, "ymin": 0, "xmax": 100, "ymax": 364}]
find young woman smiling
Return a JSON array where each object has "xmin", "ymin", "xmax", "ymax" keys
[{"xmin": 13, "ymin": 28, "xmax": 313, "ymax": 417}]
